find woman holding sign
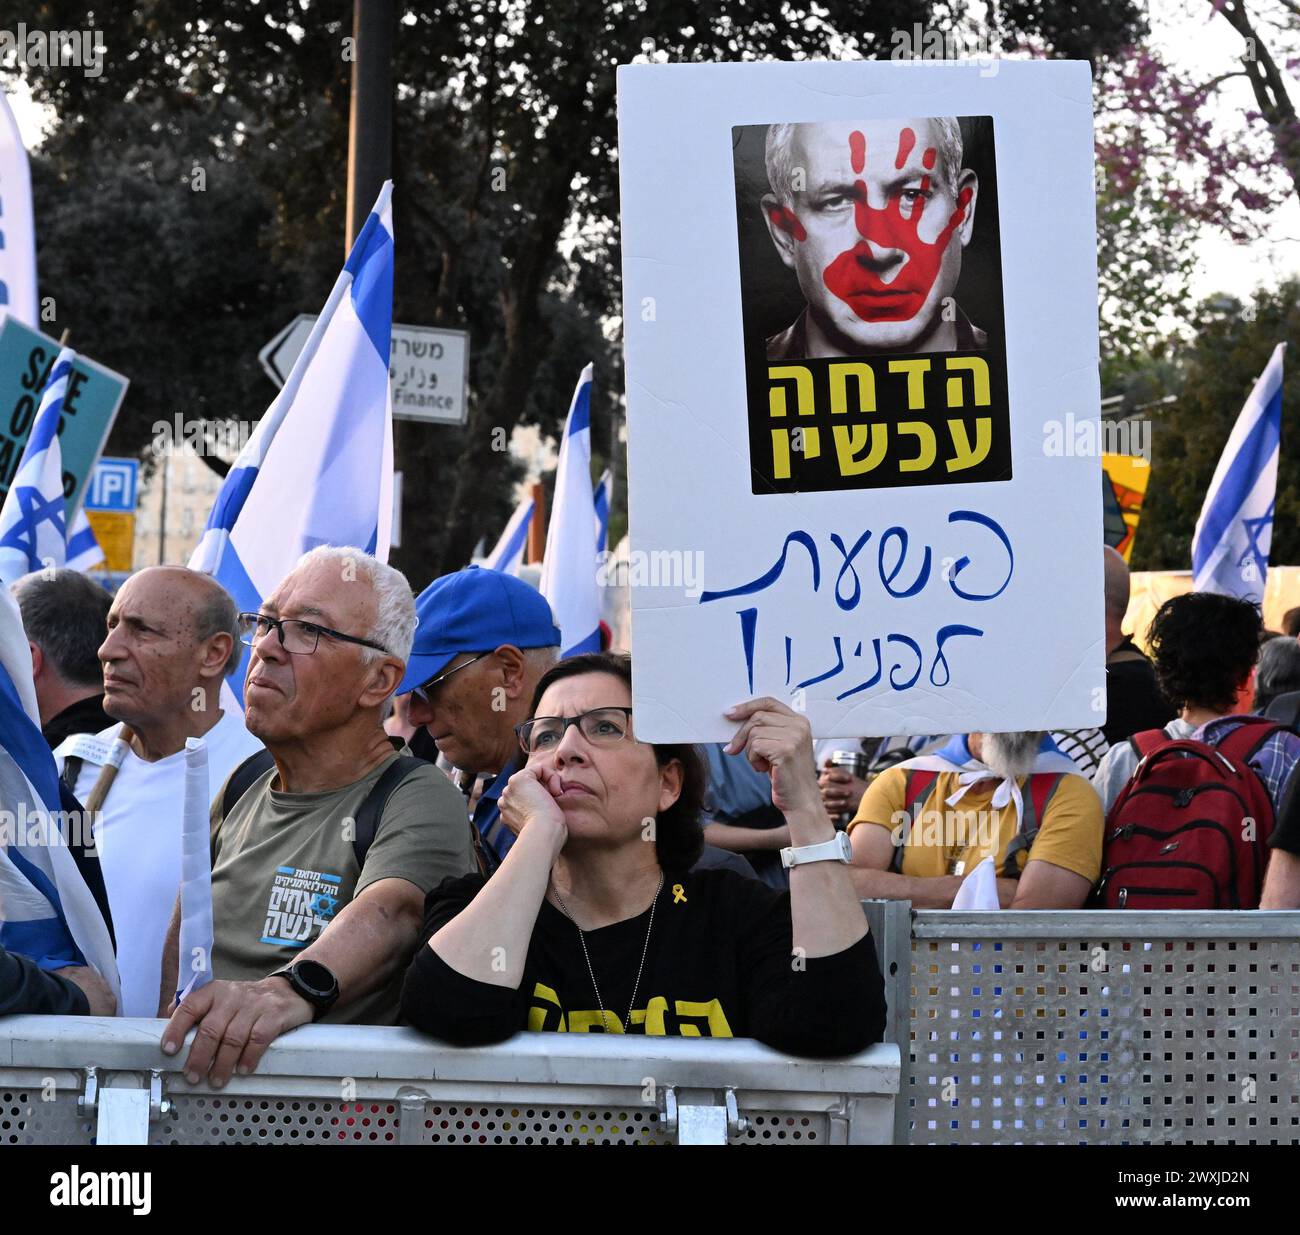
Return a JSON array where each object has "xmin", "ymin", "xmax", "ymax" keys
[{"xmin": 401, "ymin": 651, "xmax": 884, "ymax": 1055}]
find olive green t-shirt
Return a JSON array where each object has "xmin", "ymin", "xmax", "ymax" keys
[{"xmin": 209, "ymin": 751, "xmax": 476, "ymax": 1025}]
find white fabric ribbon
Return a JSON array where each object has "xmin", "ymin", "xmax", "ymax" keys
[{"xmin": 898, "ymin": 748, "xmax": 1082, "ymax": 830}]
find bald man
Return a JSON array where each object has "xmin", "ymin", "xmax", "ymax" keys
[
  {"xmin": 1101, "ymin": 546, "xmax": 1174, "ymax": 746},
  {"xmin": 55, "ymin": 567, "xmax": 263, "ymax": 1016}
]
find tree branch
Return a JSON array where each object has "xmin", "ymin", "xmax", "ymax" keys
[
  {"xmin": 1214, "ymin": 0, "xmax": 1300, "ymax": 200},
  {"xmin": 1200, "ymin": 69, "xmax": 1250, "ymax": 92}
]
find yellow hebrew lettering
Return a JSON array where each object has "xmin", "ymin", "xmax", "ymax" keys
[
  {"xmin": 768, "ymin": 365, "xmax": 814, "ymax": 418},
  {"xmin": 568, "ymin": 1008, "xmax": 624, "ymax": 1033},
  {"xmin": 887, "ymin": 358, "xmax": 931, "ymax": 410},
  {"xmin": 771, "ymin": 428, "xmax": 792, "ymax": 479},
  {"xmin": 897, "ymin": 420, "xmax": 938, "ymax": 472},
  {"xmin": 833, "ymin": 424, "xmax": 888, "ymax": 475},
  {"xmin": 802, "ymin": 427, "xmax": 821, "ymax": 459},
  {"xmin": 627, "ymin": 997, "xmax": 669, "ymax": 1036},
  {"xmin": 672, "ymin": 999, "xmax": 734, "ymax": 1038},
  {"xmin": 529, "ymin": 982, "xmax": 567, "ymax": 1032},
  {"xmin": 946, "ymin": 417, "xmax": 993, "ymax": 472},
  {"xmin": 828, "ymin": 362, "xmax": 877, "ymax": 415},
  {"xmin": 944, "ymin": 357, "xmax": 991, "ymax": 407}
]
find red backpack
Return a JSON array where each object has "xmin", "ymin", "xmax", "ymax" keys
[{"xmin": 1092, "ymin": 718, "xmax": 1283, "ymax": 910}]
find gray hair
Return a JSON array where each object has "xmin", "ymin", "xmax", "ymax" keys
[
  {"xmin": 294, "ymin": 545, "xmax": 416, "ymax": 666},
  {"xmin": 192, "ymin": 577, "xmax": 242, "ymax": 677},
  {"xmin": 1254, "ymin": 636, "xmax": 1300, "ymax": 713},
  {"xmin": 12, "ymin": 569, "xmax": 112, "ymax": 687},
  {"xmin": 765, "ymin": 118, "xmax": 963, "ymax": 205},
  {"xmin": 524, "ymin": 644, "xmax": 561, "ymax": 675}
]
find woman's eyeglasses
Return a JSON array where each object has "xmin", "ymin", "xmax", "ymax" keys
[{"xmin": 515, "ymin": 707, "xmax": 635, "ymax": 755}]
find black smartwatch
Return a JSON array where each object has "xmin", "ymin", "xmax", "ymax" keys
[{"xmin": 271, "ymin": 959, "xmax": 340, "ymax": 1020}]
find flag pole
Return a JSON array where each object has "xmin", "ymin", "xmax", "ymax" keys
[
  {"xmin": 527, "ymin": 482, "xmax": 546, "ymax": 565},
  {"xmin": 346, "ymin": 0, "xmax": 394, "ymax": 253}
]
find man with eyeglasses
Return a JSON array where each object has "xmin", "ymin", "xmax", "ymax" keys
[
  {"xmin": 399, "ymin": 566, "xmax": 564, "ymax": 870},
  {"xmin": 159, "ymin": 547, "xmax": 476, "ymax": 1087},
  {"xmin": 402, "ymin": 567, "xmax": 757, "ymax": 879},
  {"xmin": 54, "ymin": 566, "xmax": 262, "ymax": 1017}
]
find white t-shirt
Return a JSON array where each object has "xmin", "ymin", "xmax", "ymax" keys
[{"xmin": 56, "ymin": 708, "xmax": 264, "ymax": 1017}]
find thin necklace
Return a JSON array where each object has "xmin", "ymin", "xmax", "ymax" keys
[{"xmin": 550, "ymin": 870, "xmax": 664, "ymax": 1034}]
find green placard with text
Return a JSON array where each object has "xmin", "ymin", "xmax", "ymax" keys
[{"xmin": 0, "ymin": 315, "xmax": 129, "ymax": 515}]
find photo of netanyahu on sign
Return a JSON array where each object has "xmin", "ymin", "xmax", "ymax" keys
[{"xmin": 758, "ymin": 117, "xmax": 991, "ymax": 360}]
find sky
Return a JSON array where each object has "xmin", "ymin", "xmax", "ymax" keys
[{"xmin": 1148, "ymin": 0, "xmax": 1300, "ymax": 302}]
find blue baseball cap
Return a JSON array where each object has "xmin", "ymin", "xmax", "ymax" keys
[{"xmin": 398, "ymin": 566, "xmax": 562, "ymax": 694}]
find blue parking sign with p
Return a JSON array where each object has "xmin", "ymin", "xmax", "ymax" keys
[{"xmin": 86, "ymin": 458, "xmax": 138, "ymax": 512}]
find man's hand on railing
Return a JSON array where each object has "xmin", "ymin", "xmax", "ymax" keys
[
  {"xmin": 52, "ymin": 964, "xmax": 117, "ymax": 1017},
  {"xmin": 160, "ymin": 978, "xmax": 314, "ymax": 1087}
]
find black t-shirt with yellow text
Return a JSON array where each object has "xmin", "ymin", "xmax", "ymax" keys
[{"xmin": 401, "ymin": 867, "xmax": 885, "ymax": 1058}]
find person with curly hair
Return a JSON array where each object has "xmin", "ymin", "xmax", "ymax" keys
[{"xmin": 1091, "ymin": 591, "xmax": 1300, "ymax": 815}]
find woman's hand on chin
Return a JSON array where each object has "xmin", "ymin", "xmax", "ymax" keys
[
  {"xmin": 500, "ymin": 763, "xmax": 569, "ymax": 848},
  {"xmin": 723, "ymin": 696, "xmax": 825, "ymax": 819}
]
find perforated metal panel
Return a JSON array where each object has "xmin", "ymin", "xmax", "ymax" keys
[
  {"xmin": 2, "ymin": 1091, "xmax": 94, "ymax": 1145},
  {"xmin": 411, "ymin": 1105, "xmax": 825, "ymax": 1145},
  {"xmin": 0, "ymin": 1020, "xmax": 896, "ymax": 1146},
  {"xmin": 159, "ymin": 1097, "xmax": 402, "ymax": 1144},
  {"xmin": 907, "ymin": 928, "xmax": 1300, "ymax": 1145},
  {"xmin": 417, "ymin": 1103, "xmax": 670, "ymax": 1145},
  {"xmin": 3, "ymin": 1090, "xmax": 833, "ymax": 1146}
]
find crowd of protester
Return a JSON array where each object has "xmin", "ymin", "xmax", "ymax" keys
[{"xmin": 5, "ymin": 540, "xmax": 1300, "ymax": 1070}]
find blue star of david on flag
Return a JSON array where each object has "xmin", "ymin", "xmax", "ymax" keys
[
  {"xmin": 1238, "ymin": 500, "xmax": 1274, "ymax": 571},
  {"xmin": 0, "ymin": 348, "xmax": 80, "ymax": 586}
]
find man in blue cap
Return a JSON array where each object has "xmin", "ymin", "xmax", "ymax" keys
[
  {"xmin": 401, "ymin": 567, "xmax": 562, "ymax": 868},
  {"xmin": 402, "ymin": 567, "xmax": 756, "ymax": 879}
]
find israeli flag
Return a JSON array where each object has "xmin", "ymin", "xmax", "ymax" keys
[
  {"xmin": 594, "ymin": 468, "xmax": 612, "ymax": 553},
  {"xmin": 540, "ymin": 364, "xmax": 601, "ymax": 655},
  {"xmin": 0, "ymin": 89, "xmax": 38, "ymax": 327},
  {"xmin": 483, "ymin": 495, "xmax": 533, "ymax": 576},
  {"xmin": 0, "ymin": 584, "xmax": 118, "ymax": 995},
  {"xmin": 190, "ymin": 183, "xmax": 396, "ymax": 699},
  {"xmin": 66, "ymin": 509, "xmax": 105, "ymax": 573},
  {"xmin": 1192, "ymin": 343, "xmax": 1285, "ymax": 605},
  {"xmin": 0, "ymin": 347, "xmax": 78, "ymax": 586}
]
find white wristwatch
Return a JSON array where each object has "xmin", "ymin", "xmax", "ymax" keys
[{"xmin": 780, "ymin": 831, "xmax": 854, "ymax": 869}]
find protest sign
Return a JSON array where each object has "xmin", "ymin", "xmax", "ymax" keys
[
  {"xmin": 618, "ymin": 59, "xmax": 1104, "ymax": 742},
  {"xmin": 0, "ymin": 316, "xmax": 128, "ymax": 515}
]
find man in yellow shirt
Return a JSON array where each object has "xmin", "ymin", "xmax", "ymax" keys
[{"xmin": 847, "ymin": 731, "xmax": 1103, "ymax": 909}]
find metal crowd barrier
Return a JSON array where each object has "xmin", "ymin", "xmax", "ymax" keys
[
  {"xmin": 0, "ymin": 1017, "xmax": 900, "ymax": 1146},
  {"xmin": 862, "ymin": 903, "xmax": 1300, "ymax": 1146}
]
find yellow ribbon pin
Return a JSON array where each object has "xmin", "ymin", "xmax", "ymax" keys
[{"xmin": 672, "ymin": 883, "xmax": 686, "ymax": 904}]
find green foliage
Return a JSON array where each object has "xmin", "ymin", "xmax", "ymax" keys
[
  {"xmin": 1131, "ymin": 281, "xmax": 1300, "ymax": 571},
  {"xmin": 5, "ymin": 0, "xmax": 1207, "ymax": 587}
]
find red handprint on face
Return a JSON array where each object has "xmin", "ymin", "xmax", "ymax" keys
[{"xmin": 823, "ymin": 128, "xmax": 971, "ymax": 323}]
